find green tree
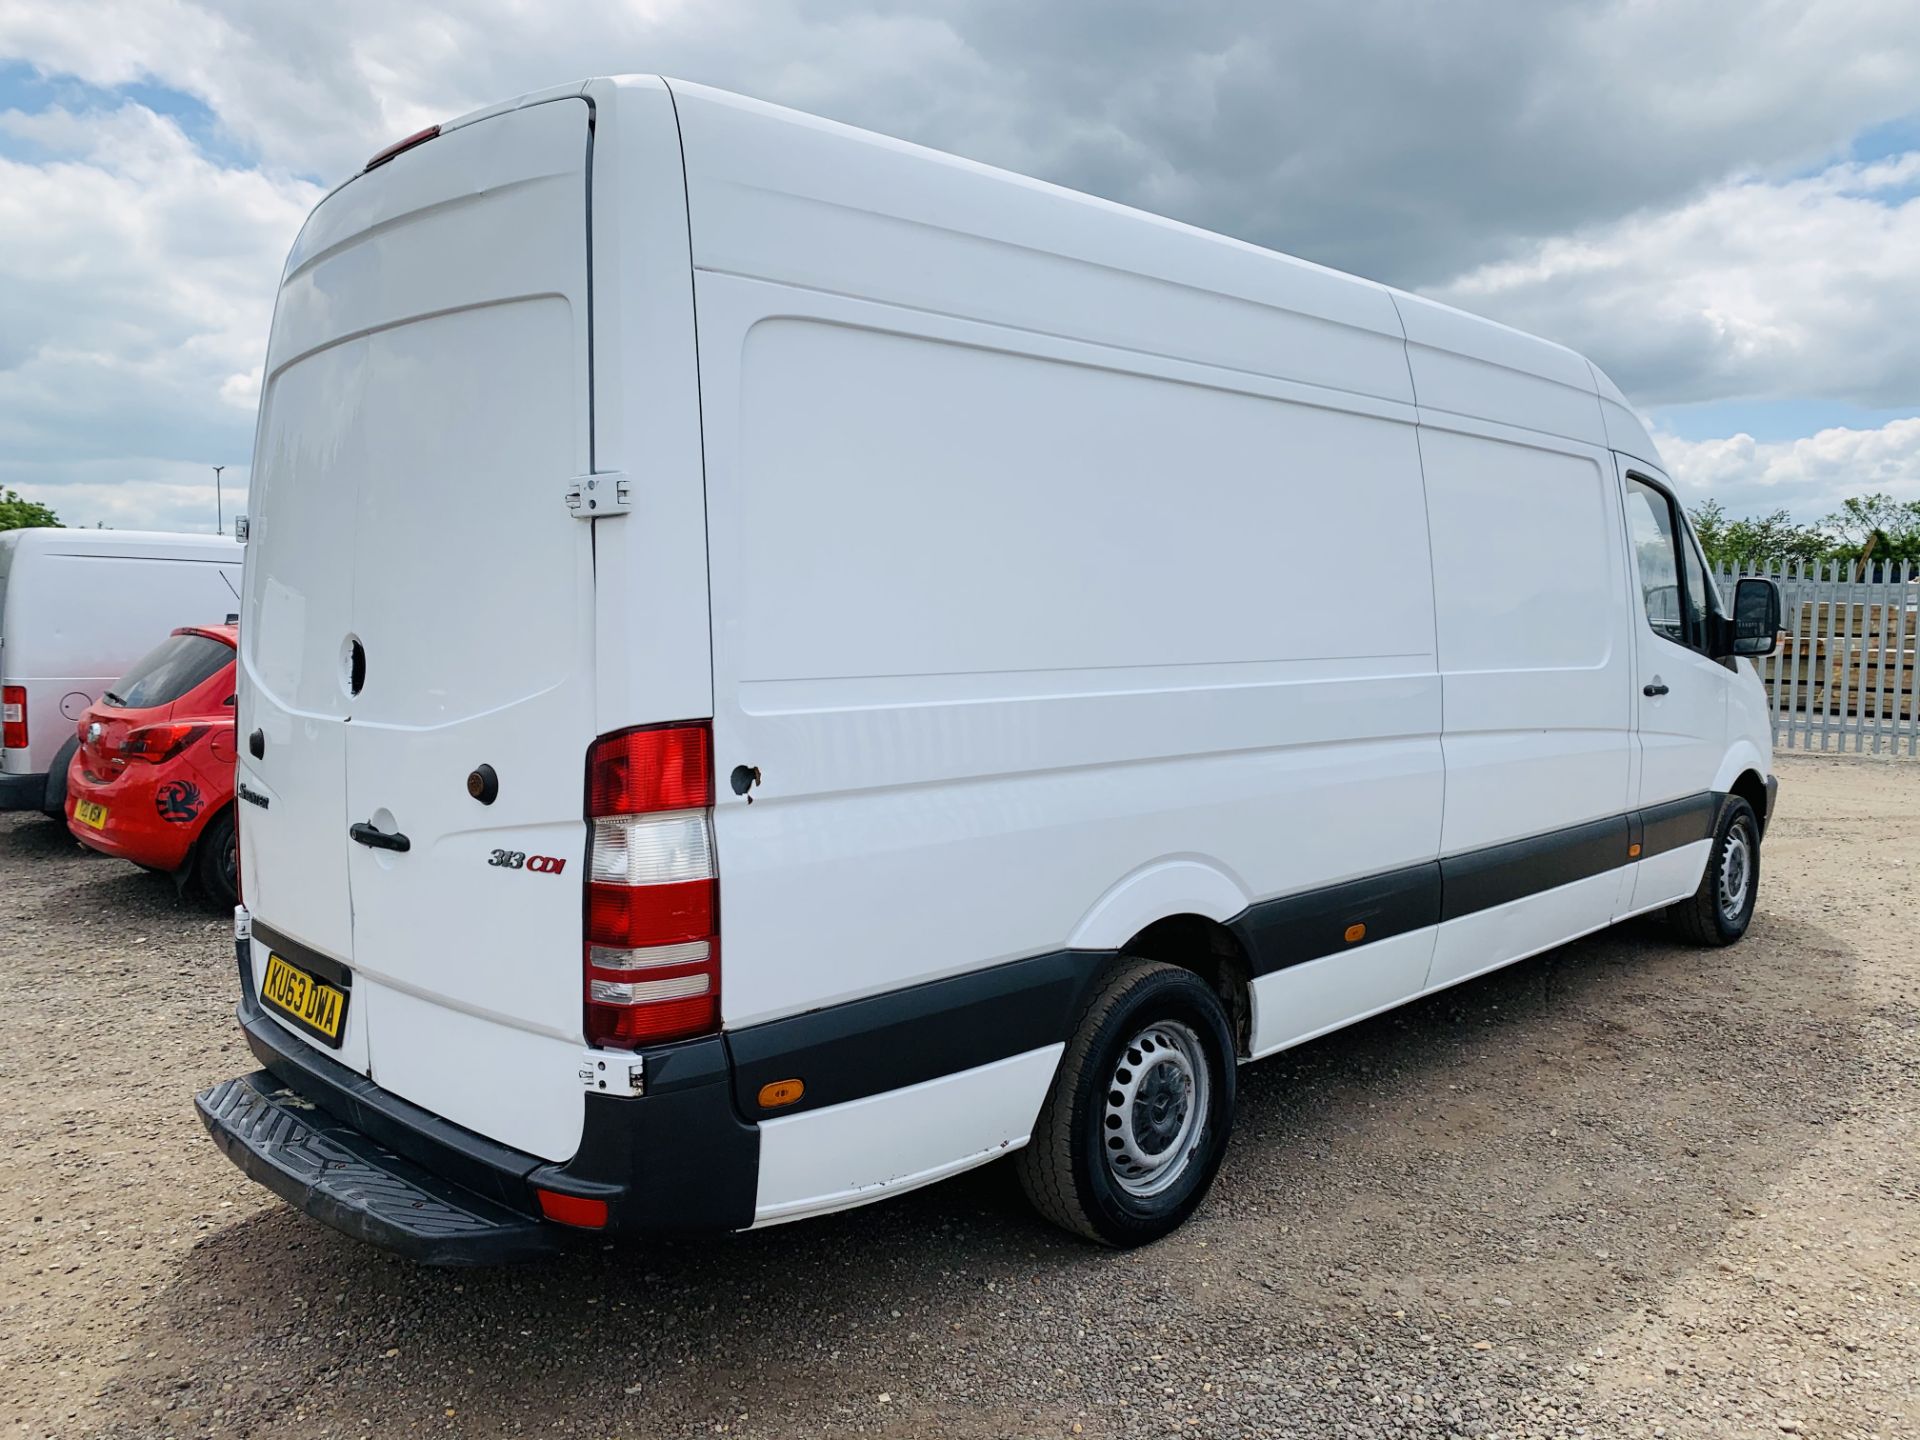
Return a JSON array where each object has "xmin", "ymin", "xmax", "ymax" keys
[
  {"xmin": 1688, "ymin": 499, "xmax": 1728, "ymax": 564},
  {"xmin": 1822, "ymin": 493, "xmax": 1920, "ymax": 566},
  {"xmin": 0, "ymin": 487, "xmax": 61, "ymax": 531},
  {"xmin": 1724, "ymin": 509, "xmax": 1831, "ymax": 567},
  {"xmin": 1688, "ymin": 500, "xmax": 1828, "ymax": 568}
]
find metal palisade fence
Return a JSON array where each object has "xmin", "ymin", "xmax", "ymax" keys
[{"xmin": 1718, "ymin": 560, "xmax": 1920, "ymax": 755}]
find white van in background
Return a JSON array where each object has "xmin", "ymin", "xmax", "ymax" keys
[
  {"xmin": 199, "ymin": 77, "xmax": 1782, "ymax": 1263},
  {"xmin": 1, "ymin": 528, "xmax": 242, "ymax": 817}
]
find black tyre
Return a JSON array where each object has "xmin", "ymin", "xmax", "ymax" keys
[
  {"xmin": 195, "ymin": 807, "xmax": 238, "ymax": 909},
  {"xmin": 1016, "ymin": 960, "xmax": 1236, "ymax": 1246},
  {"xmin": 41, "ymin": 735, "xmax": 79, "ymax": 819},
  {"xmin": 1666, "ymin": 795, "xmax": 1759, "ymax": 946}
]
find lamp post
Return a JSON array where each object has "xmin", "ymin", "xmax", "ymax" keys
[{"xmin": 212, "ymin": 465, "xmax": 225, "ymax": 536}]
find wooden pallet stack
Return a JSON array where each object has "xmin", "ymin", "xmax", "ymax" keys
[
  {"xmin": 1819, "ymin": 601, "xmax": 1919, "ymax": 721},
  {"xmin": 1732, "ymin": 560, "xmax": 1920, "ymax": 752}
]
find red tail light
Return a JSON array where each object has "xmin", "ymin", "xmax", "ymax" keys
[
  {"xmin": 583, "ymin": 722, "xmax": 719, "ymax": 1048},
  {"xmin": 363, "ymin": 124, "xmax": 440, "ymax": 172},
  {"xmin": 1, "ymin": 686, "xmax": 24, "ymax": 750},
  {"xmin": 122, "ymin": 722, "xmax": 210, "ymax": 763}
]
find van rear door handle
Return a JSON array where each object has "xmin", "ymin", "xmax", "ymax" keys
[
  {"xmin": 1643, "ymin": 681, "xmax": 1669, "ymax": 697},
  {"xmin": 350, "ymin": 821, "xmax": 411, "ymax": 853}
]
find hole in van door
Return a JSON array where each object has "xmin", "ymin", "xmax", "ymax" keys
[{"xmin": 340, "ymin": 634, "xmax": 366, "ymax": 698}]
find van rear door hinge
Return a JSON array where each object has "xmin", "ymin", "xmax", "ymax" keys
[{"xmin": 565, "ymin": 471, "xmax": 630, "ymax": 518}]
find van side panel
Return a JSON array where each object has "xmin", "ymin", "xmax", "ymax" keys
[
  {"xmin": 2, "ymin": 544, "xmax": 241, "ymax": 778},
  {"xmin": 1419, "ymin": 421, "xmax": 1635, "ymax": 854},
  {"xmin": 665, "ymin": 82, "xmax": 1413, "ymax": 408},
  {"xmin": 752, "ymin": 1044, "xmax": 1064, "ymax": 1226},
  {"xmin": 1427, "ymin": 867, "xmax": 1625, "ymax": 997},
  {"xmin": 1416, "ymin": 419, "xmax": 1639, "ymax": 990},
  {"xmin": 677, "ymin": 82, "xmax": 1445, "ymax": 1047},
  {"xmin": 702, "ymin": 283, "xmax": 1442, "ymax": 1029},
  {"xmin": 1395, "ymin": 292, "xmax": 1608, "ymax": 447}
]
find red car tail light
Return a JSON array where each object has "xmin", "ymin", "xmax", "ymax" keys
[
  {"xmin": 122, "ymin": 722, "xmax": 211, "ymax": 763},
  {"xmin": 1, "ymin": 686, "xmax": 24, "ymax": 750},
  {"xmin": 583, "ymin": 722, "xmax": 719, "ymax": 1048}
]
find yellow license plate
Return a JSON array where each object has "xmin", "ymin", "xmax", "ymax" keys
[
  {"xmin": 74, "ymin": 799, "xmax": 109, "ymax": 830},
  {"xmin": 261, "ymin": 953, "xmax": 349, "ymax": 1047}
]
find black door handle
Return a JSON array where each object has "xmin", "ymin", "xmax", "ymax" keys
[
  {"xmin": 1643, "ymin": 682, "xmax": 1669, "ymax": 697},
  {"xmin": 350, "ymin": 821, "xmax": 411, "ymax": 853}
]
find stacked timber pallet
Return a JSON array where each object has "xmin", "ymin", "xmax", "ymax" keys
[{"xmin": 1718, "ymin": 561, "xmax": 1919, "ymax": 754}]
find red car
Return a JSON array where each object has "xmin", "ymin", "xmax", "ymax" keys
[{"xmin": 66, "ymin": 624, "xmax": 239, "ymax": 906}]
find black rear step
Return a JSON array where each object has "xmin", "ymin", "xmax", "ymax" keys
[
  {"xmin": 201, "ymin": 933, "xmax": 761, "ymax": 1262},
  {"xmin": 196, "ymin": 1071, "xmax": 560, "ymax": 1266}
]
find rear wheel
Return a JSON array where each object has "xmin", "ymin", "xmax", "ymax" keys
[
  {"xmin": 195, "ymin": 807, "xmax": 238, "ymax": 909},
  {"xmin": 1666, "ymin": 795, "xmax": 1759, "ymax": 946},
  {"xmin": 41, "ymin": 736, "xmax": 79, "ymax": 819},
  {"xmin": 1016, "ymin": 960, "xmax": 1236, "ymax": 1246}
]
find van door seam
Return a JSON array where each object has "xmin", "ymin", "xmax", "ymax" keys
[
  {"xmin": 1384, "ymin": 288, "xmax": 1448, "ymax": 922},
  {"xmin": 660, "ymin": 79, "xmax": 720, "ymax": 725}
]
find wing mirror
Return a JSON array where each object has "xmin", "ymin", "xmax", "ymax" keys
[{"xmin": 1725, "ymin": 576, "xmax": 1782, "ymax": 658}]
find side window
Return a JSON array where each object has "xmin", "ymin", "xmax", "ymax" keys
[
  {"xmin": 1677, "ymin": 522, "xmax": 1710, "ymax": 650},
  {"xmin": 1683, "ymin": 521, "xmax": 1725, "ymax": 620},
  {"xmin": 1625, "ymin": 478, "xmax": 1686, "ymax": 646}
]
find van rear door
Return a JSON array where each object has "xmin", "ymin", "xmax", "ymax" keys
[{"xmin": 240, "ymin": 97, "xmax": 598, "ymax": 1160}]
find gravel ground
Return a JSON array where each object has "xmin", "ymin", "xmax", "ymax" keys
[{"xmin": 2, "ymin": 752, "xmax": 1916, "ymax": 1440}]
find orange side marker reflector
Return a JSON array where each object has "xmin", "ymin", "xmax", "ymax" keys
[
  {"xmin": 1343, "ymin": 923, "xmax": 1367, "ymax": 944},
  {"xmin": 758, "ymin": 1079, "xmax": 805, "ymax": 1109},
  {"xmin": 1628, "ymin": 843, "xmax": 1642, "ymax": 858},
  {"xmin": 535, "ymin": 1189, "xmax": 609, "ymax": 1229}
]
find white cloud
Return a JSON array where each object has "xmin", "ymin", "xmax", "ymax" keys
[
  {"xmin": 17, "ymin": 472, "xmax": 245, "ymax": 535},
  {"xmin": 2, "ymin": 1, "xmax": 1919, "ymax": 529},
  {"xmin": 5, "ymin": 0, "xmax": 1920, "ymax": 282},
  {"xmin": 0, "ymin": 101, "xmax": 317, "ymax": 528},
  {"xmin": 1657, "ymin": 418, "xmax": 1920, "ymax": 520},
  {"xmin": 1430, "ymin": 153, "xmax": 1920, "ymax": 411}
]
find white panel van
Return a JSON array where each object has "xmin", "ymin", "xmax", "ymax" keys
[
  {"xmin": 1, "ymin": 528, "xmax": 242, "ymax": 817},
  {"xmin": 198, "ymin": 78, "xmax": 1783, "ymax": 1262}
]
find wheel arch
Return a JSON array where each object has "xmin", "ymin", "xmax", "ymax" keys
[
  {"xmin": 1727, "ymin": 769, "xmax": 1769, "ymax": 833},
  {"xmin": 187, "ymin": 796, "xmax": 235, "ymax": 848},
  {"xmin": 1115, "ymin": 914, "xmax": 1254, "ymax": 1058},
  {"xmin": 187, "ymin": 800, "xmax": 239, "ymax": 906},
  {"xmin": 1711, "ymin": 737, "xmax": 1774, "ymax": 835},
  {"xmin": 1068, "ymin": 858, "xmax": 1250, "ymax": 950},
  {"xmin": 1067, "ymin": 859, "xmax": 1255, "ymax": 1056}
]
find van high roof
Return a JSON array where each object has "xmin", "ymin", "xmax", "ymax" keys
[
  {"xmin": 354, "ymin": 74, "xmax": 1661, "ymax": 469},
  {"xmin": 0, "ymin": 528, "xmax": 242, "ymax": 562}
]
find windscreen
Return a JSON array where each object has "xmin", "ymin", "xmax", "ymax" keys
[{"xmin": 110, "ymin": 632, "xmax": 232, "ymax": 708}]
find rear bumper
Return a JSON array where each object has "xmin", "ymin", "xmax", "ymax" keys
[
  {"xmin": 0, "ymin": 770, "xmax": 46, "ymax": 811},
  {"xmin": 199, "ymin": 940, "xmax": 760, "ymax": 1264},
  {"xmin": 65, "ymin": 765, "xmax": 202, "ymax": 869},
  {"xmin": 196, "ymin": 1070, "xmax": 560, "ymax": 1265},
  {"xmin": 68, "ymin": 808, "xmax": 195, "ymax": 869},
  {"xmin": 1763, "ymin": 774, "xmax": 1780, "ymax": 833}
]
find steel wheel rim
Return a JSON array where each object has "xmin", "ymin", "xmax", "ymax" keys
[
  {"xmin": 1102, "ymin": 1019, "xmax": 1209, "ymax": 1198},
  {"xmin": 1719, "ymin": 823, "xmax": 1752, "ymax": 923}
]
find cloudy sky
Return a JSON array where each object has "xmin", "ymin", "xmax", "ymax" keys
[{"xmin": 1, "ymin": 0, "xmax": 1917, "ymax": 532}]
